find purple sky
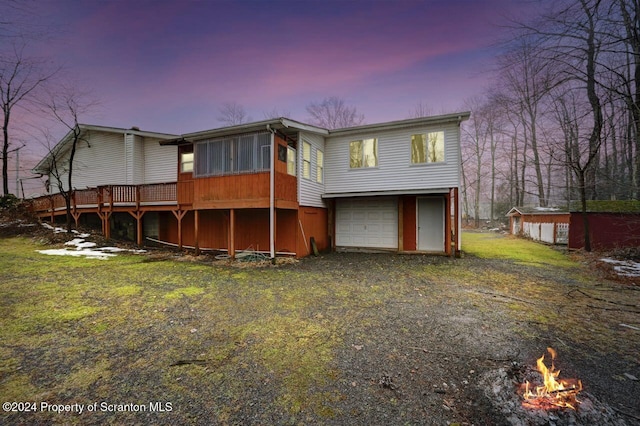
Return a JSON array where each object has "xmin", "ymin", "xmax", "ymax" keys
[
  {"xmin": 8, "ymin": 0, "xmax": 534, "ymax": 194},
  {"xmin": 26, "ymin": 0, "xmax": 533, "ymax": 135}
]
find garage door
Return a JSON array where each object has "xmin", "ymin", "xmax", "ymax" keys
[{"xmin": 335, "ymin": 197, "xmax": 398, "ymax": 249}]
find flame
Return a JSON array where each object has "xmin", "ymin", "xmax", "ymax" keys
[{"xmin": 521, "ymin": 347, "xmax": 582, "ymax": 410}]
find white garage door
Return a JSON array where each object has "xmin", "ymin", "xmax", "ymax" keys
[{"xmin": 335, "ymin": 197, "xmax": 398, "ymax": 249}]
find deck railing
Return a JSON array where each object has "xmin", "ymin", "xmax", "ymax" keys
[{"xmin": 30, "ymin": 182, "xmax": 185, "ymax": 214}]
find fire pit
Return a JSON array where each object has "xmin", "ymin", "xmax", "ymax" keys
[
  {"xmin": 521, "ymin": 347, "xmax": 582, "ymax": 410},
  {"xmin": 478, "ymin": 348, "xmax": 628, "ymax": 425}
]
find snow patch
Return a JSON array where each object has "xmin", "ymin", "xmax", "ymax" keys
[
  {"xmin": 37, "ymin": 248, "xmax": 116, "ymax": 260},
  {"xmin": 37, "ymin": 223, "xmax": 146, "ymax": 260},
  {"xmin": 600, "ymin": 257, "xmax": 640, "ymax": 277},
  {"xmin": 65, "ymin": 238, "xmax": 97, "ymax": 249}
]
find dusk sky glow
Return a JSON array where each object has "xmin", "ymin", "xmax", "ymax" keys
[{"xmin": 21, "ymin": 0, "xmax": 535, "ymax": 136}]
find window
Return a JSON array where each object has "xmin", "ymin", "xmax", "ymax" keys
[
  {"xmin": 316, "ymin": 150, "xmax": 324, "ymax": 183},
  {"xmin": 194, "ymin": 132, "xmax": 270, "ymax": 177},
  {"xmin": 349, "ymin": 138, "xmax": 377, "ymax": 168},
  {"xmin": 278, "ymin": 144, "xmax": 287, "ymax": 162},
  {"xmin": 411, "ymin": 131, "xmax": 444, "ymax": 164},
  {"xmin": 181, "ymin": 152, "xmax": 194, "ymax": 173},
  {"xmin": 302, "ymin": 141, "xmax": 311, "ymax": 179},
  {"xmin": 287, "ymin": 146, "xmax": 296, "ymax": 176}
]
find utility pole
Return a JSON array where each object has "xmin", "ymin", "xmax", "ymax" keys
[{"xmin": 15, "ymin": 147, "xmax": 21, "ymax": 198}]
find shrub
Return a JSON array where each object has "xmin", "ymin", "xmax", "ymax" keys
[{"xmin": 0, "ymin": 194, "xmax": 20, "ymax": 209}]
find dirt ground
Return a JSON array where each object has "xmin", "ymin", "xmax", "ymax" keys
[
  {"xmin": 290, "ymin": 251, "xmax": 640, "ymax": 425},
  {"xmin": 1, "ymin": 225, "xmax": 639, "ymax": 425}
]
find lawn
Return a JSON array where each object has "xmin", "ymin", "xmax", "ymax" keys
[{"xmin": 1, "ymin": 232, "xmax": 638, "ymax": 425}]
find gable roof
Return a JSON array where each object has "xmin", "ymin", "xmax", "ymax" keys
[
  {"xmin": 161, "ymin": 118, "xmax": 330, "ymax": 145},
  {"xmin": 506, "ymin": 206, "xmax": 568, "ymax": 216},
  {"xmin": 33, "ymin": 124, "xmax": 178, "ymax": 174}
]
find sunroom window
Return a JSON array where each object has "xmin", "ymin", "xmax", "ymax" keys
[
  {"xmin": 350, "ymin": 138, "xmax": 377, "ymax": 168},
  {"xmin": 194, "ymin": 132, "xmax": 270, "ymax": 177}
]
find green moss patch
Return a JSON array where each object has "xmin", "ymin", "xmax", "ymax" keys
[{"xmin": 462, "ymin": 232, "xmax": 577, "ymax": 268}]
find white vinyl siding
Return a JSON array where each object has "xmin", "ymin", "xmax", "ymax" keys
[
  {"xmin": 53, "ymin": 131, "xmax": 126, "ymax": 192},
  {"xmin": 49, "ymin": 132, "xmax": 177, "ymax": 193},
  {"xmin": 144, "ymin": 138, "xmax": 177, "ymax": 183},
  {"xmin": 324, "ymin": 122, "xmax": 460, "ymax": 195},
  {"xmin": 125, "ymin": 133, "xmax": 145, "ymax": 184},
  {"xmin": 335, "ymin": 197, "xmax": 398, "ymax": 249},
  {"xmin": 298, "ymin": 131, "xmax": 326, "ymax": 208}
]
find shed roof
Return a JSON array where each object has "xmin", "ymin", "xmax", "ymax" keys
[
  {"xmin": 505, "ymin": 206, "xmax": 568, "ymax": 216},
  {"xmin": 569, "ymin": 200, "xmax": 640, "ymax": 213},
  {"xmin": 506, "ymin": 201, "xmax": 640, "ymax": 216}
]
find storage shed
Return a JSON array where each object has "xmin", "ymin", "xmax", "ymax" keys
[
  {"xmin": 568, "ymin": 201, "xmax": 640, "ymax": 251},
  {"xmin": 506, "ymin": 207, "xmax": 570, "ymax": 245}
]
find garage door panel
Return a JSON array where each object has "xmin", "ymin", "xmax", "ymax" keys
[
  {"xmin": 336, "ymin": 197, "xmax": 398, "ymax": 249},
  {"xmin": 353, "ymin": 211, "xmax": 366, "ymax": 221}
]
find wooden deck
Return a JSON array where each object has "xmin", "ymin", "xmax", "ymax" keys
[
  {"xmin": 30, "ymin": 182, "xmax": 191, "ymax": 217},
  {"xmin": 29, "ymin": 173, "xmax": 305, "ymax": 254}
]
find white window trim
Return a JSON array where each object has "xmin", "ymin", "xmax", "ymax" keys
[
  {"xmin": 349, "ymin": 138, "xmax": 378, "ymax": 169},
  {"xmin": 410, "ymin": 131, "xmax": 445, "ymax": 165},
  {"xmin": 302, "ymin": 140, "xmax": 311, "ymax": 180},
  {"xmin": 316, "ymin": 149, "xmax": 324, "ymax": 183},
  {"xmin": 181, "ymin": 152, "xmax": 194, "ymax": 173}
]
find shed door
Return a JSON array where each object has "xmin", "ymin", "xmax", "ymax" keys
[
  {"xmin": 418, "ymin": 197, "xmax": 445, "ymax": 252},
  {"xmin": 335, "ymin": 197, "xmax": 398, "ymax": 249}
]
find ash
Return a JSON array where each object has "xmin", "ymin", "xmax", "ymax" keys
[{"xmin": 479, "ymin": 365, "xmax": 628, "ymax": 426}]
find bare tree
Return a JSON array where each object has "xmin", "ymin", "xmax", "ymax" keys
[
  {"xmin": 40, "ymin": 85, "xmax": 97, "ymax": 232},
  {"xmin": 408, "ymin": 101, "xmax": 433, "ymax": 118},
  {"xmin": 0, "ymin": 42, "xmax": 55, "ymax": 195},
  {"xmin": 462, "ymin": 97, "xmax": 491, "ymax": 226},
  {"xmin": 217, "ymin": 101, "xmax": 251, "ymax": 126},
  {"xmin": 603, "ymin": 0, "xmax": 640, "ymax": 197},
  {"xmin": 514, "ymin": 0, "xmax": 606, "ymax": 251},
  {"xmin": 262, "ymin": 107, "xmax": 291, "ymax": 120},
  {"xmin": 306, "ymin": 96, "xmax": 364, "ymax": 129},
  {"xmin": 496, "ymin": 38, "xmax": 557, "ymax": 206}
]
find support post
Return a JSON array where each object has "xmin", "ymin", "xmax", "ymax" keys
[
  {"xmin": 398, "ymin": 196, "xmax": 404, "ymax": 252},
  {"xmin": 171, "ymin": 210, "xmax": 187, "ymax": 249},
  {"xmin": 72, "ymin": 212, "xmax": 81, "ymax": 228},
  {"xmin": 453, "ymin": 187, "xmax": 460, "ymax": 257},
  {"xmin": 98, "ymin": 211, "xmax": 112, "ymax": 240},
  {"xmin": 128, "ymin": 211, "xmax": 145, "ymax": 246},
  {"xmin": 229, "ymin": 208, "xmax": 235, "ymax": 259},
  {"xmin": 268, "ymin": 126, "xmax": 275, "ymax": 261},
  {"xmin": 194, "ymin": 210, "xmax": 200, "ymax": 256}
]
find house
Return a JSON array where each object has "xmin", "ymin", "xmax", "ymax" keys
[
  {"xmin": 507, "ymin": 201, "xmax": 640, "ymax": 250},
  {"xmin": 31, "ymin": 113, "xmax": 471, "ymax": 258},
  {"xmin": 32, "ymin": 124, "xmax": 179, "ymax": 241}
]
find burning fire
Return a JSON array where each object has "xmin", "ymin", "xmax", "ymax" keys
[{"xmin": 521, "ymin": 347, "xmax": 582, "ymax": 410}]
